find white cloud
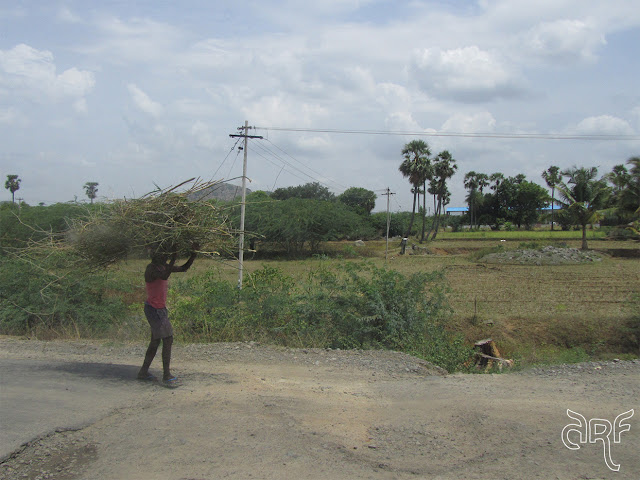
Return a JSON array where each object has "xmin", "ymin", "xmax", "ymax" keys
[
  {"xmin": 243, "ymin": 95, "xmax": 327, "ymax": 128},
  {"xmin": 384, "ymin": 112, "xmax": 424, "ymax": 132},
  {"xmin": 441, "ymin": 112, "xmax": 497, "ymax": 133},
  {"xmin": 521, "ymin": 19, "xmax": 606, "ymax": 64},
  {"xmin": 191, "ymin": 121, "xmax": 216, "ymax": 149},
  {"xmin": 0, "ymin": 44, "xmax": 95, "ymax": 104},
  {"xmin": 631, "ymin": 106, "xmax": 640, "ymax": 130},
  {"xmin": 572, "ymin": 115, "xmax": 635, "ymax": 136},
  {"xmin": 73, "ymin": 98, "xmax": 88, "ymax": 114},
  {"xmin": 410, "ymin": 46, "xmax": 523, "ymax": 102},
  {"xmin": 84, "ymin": 17, "xmax": 184, "ymax": 64},
  {"xmin": 127, "ymin": 84, "xmax": 163, "ymax": 117},
  {"xmin": 57, "ymin": 6, "xmax": 82, "ymax": 24}
]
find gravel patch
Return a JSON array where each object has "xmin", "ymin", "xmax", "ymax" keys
[{"xmin": 481, "ymin": 246, "xmax": 604, "ymax": 265}]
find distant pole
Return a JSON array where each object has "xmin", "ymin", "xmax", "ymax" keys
[
  {"xmin": 238, "ymin": 121, "xmax": 249, "ymax": 289},
  {"xmin": 229, "ymin": 121, "xmax": 263, "ymax": 289},
  {"xmin": 382, "ymin": 188, "xmax": 395, "ymax": 262}
]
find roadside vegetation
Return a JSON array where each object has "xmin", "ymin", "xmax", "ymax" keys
[{"xmin": 1, "ymin": 153, "xmax": 638, "ymax": 372}]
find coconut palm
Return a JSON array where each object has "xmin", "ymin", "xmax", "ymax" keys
[
  {"xmin": 399, "ymin": 140, "xmax": 432, "ymax": 239},
  {"xmin": 557, "ymin": 166, "xmax": 609, "ymax": 250}
]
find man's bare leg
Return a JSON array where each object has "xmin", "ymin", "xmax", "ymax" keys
[
  {"xmin": 161, "ymin": 335, "xmax": 173, "ymax": 381},
  {"xmin": 138, "ymin": 337, "xmax": 161, "ymax": 379}
]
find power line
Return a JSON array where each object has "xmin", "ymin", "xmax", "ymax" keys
[
  {"xmin": 263, "ymin": 139, "xmax": 347, "ymax": 190},
  {"xmin": 249, "ymin": 142, "xmax": 345, "ymax": 193},
  {"xmin": 252, "ymin": 140, "xmax": 346, "ymax": 192},
  {"xmin": 211, "ymin": 138, "xmax": 242, "ymax": 181},
  {"xmin": 248, "ymin": 144, "xmax": 311, "ymax": 185},
  {"xmin": 255, "ymin": 126, "xmax": 640, "ymax": 141}
]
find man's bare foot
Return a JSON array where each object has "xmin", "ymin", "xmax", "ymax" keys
[{"xmin": 162, "ymin": 376, "xmax": 180, "ymax": 388}]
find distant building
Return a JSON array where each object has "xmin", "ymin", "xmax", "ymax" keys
[{"xmin": 445, "ymin": 207, "xmax": 468, "ymax": 216}]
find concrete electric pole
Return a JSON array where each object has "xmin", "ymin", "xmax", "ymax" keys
[{"xmin": 229, "ymin": 121, "xmax": 263, "ymax": 289}]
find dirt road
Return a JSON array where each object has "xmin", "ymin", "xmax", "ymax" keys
[{"xmin": 1, "ymin": 337, "xmax": 638, "ymax": 479}]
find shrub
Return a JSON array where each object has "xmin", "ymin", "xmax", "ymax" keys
[
  {"xmin": 169, "ymin": 262, "xmax": 473, "ymax": 371},
  {"xmin": 0, "ymin": 253, "xmax": 128, "ymax": 337}
]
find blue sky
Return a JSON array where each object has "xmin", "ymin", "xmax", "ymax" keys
[{"xmin": 1, "ymin": 0, "xmax": 639, "ymax": 211}]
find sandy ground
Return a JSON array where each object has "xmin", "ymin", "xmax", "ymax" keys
[{"xmin": 0, "ymin": 338, "xmax": 638, "ymax": 480}]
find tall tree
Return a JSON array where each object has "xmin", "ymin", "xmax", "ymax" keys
[
  {"xmin": 84, "ymin": 182, "xmax": 99, "ymax": 204},
  {"xmin": 272, "ymin": 182, "xmax": 335, "ymax": 201},
  {"xmin": 399, "ymin": 140, "xmax": 432, "ymax": 239},
  {"xmin": 4, "ymin": 175, "xmax": 21, "ymax": 203},
  {"xmin": 542, "ymin": 166, "xmax": 562, "ymax": 230},
  {"xmin": 426, "ymin": 150, "xmax": 457, "ymax": 241},
  {"xmin": 464, "ymin": 172, "xmax": 488, "ymax": 229},
  {"xmin": 338, "ymin": 187, "xmax": 377, "ymax": 215},
  {"xmin": 557, "ymin": 166, "xmax": 609, "ymax": 250},
  {"xmin": 616, "ymin": 157, "xmax": 640, "ymax": 222}
]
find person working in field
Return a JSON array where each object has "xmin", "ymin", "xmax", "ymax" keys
[{"xmin": 138, "ymin": 244, "xmax": 198, "ymax": 387}]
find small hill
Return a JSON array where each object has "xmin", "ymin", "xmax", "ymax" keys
[{"xmin": 188, "ymin": 183, "xmax": 251, "ymax": 202}]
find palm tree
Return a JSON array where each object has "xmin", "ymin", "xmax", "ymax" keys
[
  {"xmin": 84, "ymin": 182, "xmax": 99, "ymax": 204},
  {"xmin": 464, "ymin": 172, "xmax": 488, "ymax": 229},
  {"xmin": 4, "ymin": 174, "xmax": 21, "ymax": 203},
  {"xmin": 399, "ymin": 140, "xmax": 432, "ymax": 239},
  {"xmin": 489, "ymin": 172, "xmax": 505, "ymax": 191},
  {"xmin": 617, "ymin": 157, "xmax": 640, "ymax": 221},
  {"xmin": 426, "ymin": 150, "xmax": 457, "ymax": 241},
  {"xmin": 557, "ymin": 166, "xmax": 609, "ymax": 250},
  {"xmin": 542, "ymin": 166, "xmax": 562, "ymax": 230}
]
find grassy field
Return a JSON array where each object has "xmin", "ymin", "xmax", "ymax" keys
[{"xmin": 113, "ymin": 232, "xmax": 639, "ymax": 367}]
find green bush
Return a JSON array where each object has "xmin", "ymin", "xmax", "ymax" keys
[
  {"xmin": 239, "ymin": 197, "xmax": 376, "ymax": 254},
  {"xmin": 0, "ymin": 202, "xmax": 89, "ymax": 254},
  {"xmin": 169, "ymin": 262, "xmax": 473, "ymax": 371},
  {"xmin": 0, "ymin": 253, "xmax": 128, "ymax": 337}
]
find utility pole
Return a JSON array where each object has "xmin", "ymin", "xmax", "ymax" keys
[
  {"xmin": 229, "ymin": 121, "xmax": 263, "ymax": 289},
  {"xmin": 381, "ymin": 188, "xmax": 395, "ymax": 261}
]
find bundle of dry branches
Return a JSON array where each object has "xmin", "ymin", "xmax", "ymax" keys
[{"xmin": 69, "ymin": 178, "xmax": 233, "ymax": 267}]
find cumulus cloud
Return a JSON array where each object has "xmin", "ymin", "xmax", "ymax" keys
[
  {"xmin": 441, "ymin": 112, "xmax": 497, "ymax": 133},
  {"xmin": 191, "ymin": 121, "xmax": 216, "ymax": 149},
  {"xmin": 243, "ymin": 94, "xmax": 327, "ymax": 128},
  {"xmin": 84, "ymin": 17, "xmax": 183, "ymax": 64},
  {"xmin": 572, "ymin": 115, "xmax": 635, "ymax": 135},
  {"xmin": 127, "ymin": 84, "xmax": 163, "ymax": 117},
  {"xmin": 0, "ymin": 44, "xmax": 95, "ymax": 104},
  {"xmin": 409, "ymin": 46, "xmax": 523, "ymax": 102},
  {"xmin": 521, "ymin": 19, "xmax": 606, "ymax": 64},
  {"xmin": 57, "ymin": 6, "xmax": 82, "ymax": 24}
]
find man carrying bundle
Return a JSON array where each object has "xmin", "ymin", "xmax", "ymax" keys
[{"xmin": 137, "ymin": 244, "xmax": 198, "ymax": 388}]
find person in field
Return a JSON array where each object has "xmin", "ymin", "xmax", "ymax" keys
[{"xmin": 137, "ymin": 245, "xmax": 197, "ymax": 387}]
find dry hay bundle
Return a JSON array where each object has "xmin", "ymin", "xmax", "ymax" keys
[{"xmin": 71, "ymin": 178, "xmax": 233, "ymax": 267}]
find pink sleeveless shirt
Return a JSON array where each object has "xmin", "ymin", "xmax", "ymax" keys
[{"xmin": 146, "ymin": 278, "xmax": 169, "ymax": 309}]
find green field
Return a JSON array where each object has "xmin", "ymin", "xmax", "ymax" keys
[{"xmin": 112, "ymin": 233, "xmax": 639, "ymax": 367}]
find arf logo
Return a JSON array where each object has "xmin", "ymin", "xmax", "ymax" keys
[{"xmin": 561, "ymin": 409, "xmax": 634, "ymax": 472}]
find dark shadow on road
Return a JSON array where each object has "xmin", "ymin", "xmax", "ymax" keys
[{"xmin": 47, "ymin": 361, "xmax": 141, "ymax": 382}]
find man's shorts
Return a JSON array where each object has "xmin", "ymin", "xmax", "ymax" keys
[{"xmin": 144, "ymin": 302, "xmax": 174, "ymax": 340}]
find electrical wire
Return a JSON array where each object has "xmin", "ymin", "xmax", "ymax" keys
[
  {"xmin": 263, "ymin": 139, "xmax": 347, "ymax": 190},
  {"xmin": 225, "ymin": 146, "xmax": 243, "ymax": 180},
  {"xmin": 255, "ymin": 126, "xmax": 640, "ymax": 141},
  {"xmin": 210, "ymin": 138, "xmax": 242, "ymax": 181},
  {"xmin": 248, "ymin": 144, "xmax": 311, "ymax": 185},
  {"xmin": 252, "ymin": 141, "xmax": 344, "ymax": 192}
]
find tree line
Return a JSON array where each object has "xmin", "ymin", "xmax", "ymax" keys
[{"xmin": 3, "ymin": 149, "xmax": 639, "ymax": 255}]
